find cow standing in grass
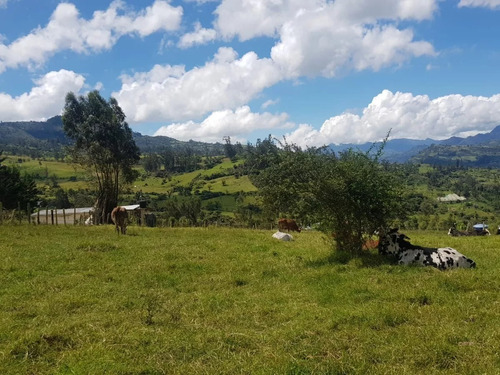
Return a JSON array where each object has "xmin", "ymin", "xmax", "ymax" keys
[
  {"xmin": 111, "ymin": 206, "xmax": 128, "ymax": 234},
  {"xmin": 379, "ymin": 228, "xmax": 476, "ymax": 270},
  {"xmin": 278, "ymin": 218, "xmax": 301, "ymax": 233}
]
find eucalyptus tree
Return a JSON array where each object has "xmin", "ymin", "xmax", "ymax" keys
[{"xmin": 62, "ymin": 91, "xmax": 140, "ymax": 223}]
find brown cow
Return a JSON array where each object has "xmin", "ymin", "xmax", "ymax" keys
[
  {"xmin": 111, "ymin": 206, "xmax": 128, "ymax": 234},
  {"xmin": 362, "ymin": 238, "xmax": 379, "ymax": 250},
  {"xmin": 278, "ymin": 218, "xmax": 301, "ymax": 233}
]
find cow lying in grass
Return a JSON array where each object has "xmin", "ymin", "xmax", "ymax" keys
[
  {"xmin": 111, "ymin": 206, "xmax": 128, "ymax": 234},
  {"xmin": 379, "ymin": 228, "xmax": 476, "ymax": 270},
  {"xmin": 448, "ymin": 227, "xmax": 490, "ymax": 236}
]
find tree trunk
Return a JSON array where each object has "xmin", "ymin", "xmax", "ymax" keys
[{"xmin": 94, "ymin": 186, "xmax": 118, "ymax": 224}]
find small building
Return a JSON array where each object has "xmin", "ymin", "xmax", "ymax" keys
[
  {"xmin": 437, "ymin": 193, "xmax": 466, "ymax": 203},
  {"xmin": 31, "ymin": 207, "xmax": 94, "ymax": 225}
]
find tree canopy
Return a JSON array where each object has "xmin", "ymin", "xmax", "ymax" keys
[
  {"xmin": 0, "ymin": 151, "xmax": 38, "ymax": 210},
  {"xmin": 62, "ymin": 91, "xmax": 140, "ymax": 222}
]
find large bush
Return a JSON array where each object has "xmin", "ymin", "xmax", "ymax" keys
[
  {"xmin": 252, "ymin": 142, "xmax": 402, "ymax": 254},
  {"xmin": 314, "ymin": 149, "xmax": 402, "ymax": 254}
]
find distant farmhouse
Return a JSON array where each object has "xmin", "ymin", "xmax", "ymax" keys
[{"xmin": 437, "ymin": 193, "xmax": 466, "ymax": 203}]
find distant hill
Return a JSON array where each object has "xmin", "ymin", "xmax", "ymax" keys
[
  {"xmin": 328, "ymin": 125, "xmax": 500, "ymax": 164},
  {"xmin": 2, "ymin": 116, "xmax": 500, "ymax": 166},
  {"xmin": 328, "ymin": 138, "xmax": 435, "ymax": 163},
  {"xmin": 410, "ymin": 141, "xmax": 500, "ymax": 167},
  {"xmin": 0, "ymin": 116, "xmax": 224, "ymax": 156}
]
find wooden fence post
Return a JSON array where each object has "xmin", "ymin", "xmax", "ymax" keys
[
  {"xmin": 74, "ymin": 208, "xmax": 77, "ymax": 225},
  {"xmin": 37, "ymin": 209, "xmax": 40, "ymax": 225},
  {"xmin": 51, "ymin": 209, "xmax": 54, "ymax": 225},
  {"xmin": 46, "ymin": 208, "xmax": 49, "ymax": 225},
  {"xmin": 63, "ymin": 208, "xmax": 66, "ymax": 226},
  {"xmin": 55, "ymin": 209, "xmax": 58, "ymax": 225}
]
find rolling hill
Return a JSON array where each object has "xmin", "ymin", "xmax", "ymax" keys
[
  {"xmin": 2, "ymin": 116, "xmax": 500, "ymax": 166},
  {"xmin": 0, "ymin": 116, "xmax": 224, "ymax": 156}
]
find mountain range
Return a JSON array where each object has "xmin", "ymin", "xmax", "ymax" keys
[
  {"xmin": 328, "ymin": 125, "xmax": 500, "ymax": 164},
  {"xmin": 1, "ymin": 116, "xmax": 500, "ymax": 166},
  {"xmin": 0, "ymin": 116, "xmax": 224, "ymax": 156}
]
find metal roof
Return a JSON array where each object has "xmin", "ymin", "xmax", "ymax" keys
[
  {"xmin": 31, "ymin": 207, "xmax": 93, "ymax": 216},
  {"xmin": 437, "ymin": 193, "xmax": 466, "ymax": 202},
  {"xmin": 121, "ymin": 204, "xmax": 141, "ymax": 211},
  {"xmin": 30, "ymin": 205, "xmax": 141, "ymax": 217}
]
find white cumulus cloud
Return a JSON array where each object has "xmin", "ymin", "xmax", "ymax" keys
[
  {"xmin": 285, "ymin": 90, "xmax": 500, "ymax": 147},
  {"xmin": 215, "ymin": 0, "xmax": 437, "ymax": 42},
  {"xmin": 270, "ymin": 2, "xmax": 436, "ymax": 78},
  {"xmin": 154, "ymin": 106, "xmax": 293, "ymax": 143},
  {"xmin": 213, "ymin": 0, "xmax": 437, "ymax": 78},
  {"xmin": 214, "ymin": 0, "xmax": 319, "ymax": 41},
  {"xmin": 0, "ymin": 69, "xmax": 86, "ymax": 121},
  {"xmin": 178, "ymin": 22, "xmax": 217, "ymax": 48},
  {"xmin": 183, "ymin": 0, "xmax": 218, "ymax": 3},
  {"xmin": 113, "ymin": 47, "xmax": 283, "ymax": 123},
  {"xmin": 261, "ymin": 99, "xmax": 279, "ymax": 109},
  {"xmin": 458, "ymin": 0, "xmax": 500, "ymax": 9},
  {"xmin": 0, "ymin": 0, "xmax": 182, "ymax": 73}
]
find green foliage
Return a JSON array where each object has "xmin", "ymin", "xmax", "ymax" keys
[
  {"xmin": 251, "ymin": 143, "xmax": 325, "ymax": 220},
  {"xmin": 252, "ymin": 141, "xmax": 403, "ymax": 254},
  {"xmin": 316, "ymin": 149, "xmax": 402, "ymax": 253},
  {"xmin": 0, "ymin": 226, "xmax": 499, "ymax": 374},
  {"xmin": 0, "ymin": 152, "xmax": 38, "ymax": 210},
  {"xmin": 62, "ymin": 91, "xmax": 140, "ymax": 220},
  {"xmin": 223, "ymin": 136, "xmax": 237, "ymax": 159},
  {"xmin": 142, "ymin": 153, "xmax": 162, "ymax": 173},
  {"xmin": 51, "ymin": 188, "xmax": 71, "ymax": 209},
  {"xmin": 244, "ymin": 135, "xmax": 280, "ymax": 174},
  {"xmin": 155, "ymin": 197, "xmax": 203, "ymax": 226}
]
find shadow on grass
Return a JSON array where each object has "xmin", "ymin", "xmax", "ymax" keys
[{"xmin": 305, "ymin": 250, "xmax": 395, "ymax": 269}]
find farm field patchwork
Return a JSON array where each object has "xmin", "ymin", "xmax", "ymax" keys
[{"xmin": 0, "ymin": 225, "xmax": 499, "ymax": 374}]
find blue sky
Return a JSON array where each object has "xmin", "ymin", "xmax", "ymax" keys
[{"xmin": 1, "ymin": 0, "xmax": 500, "ymax": 146}]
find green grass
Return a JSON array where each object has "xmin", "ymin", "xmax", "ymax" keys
[
  {"xmin": 0, "ymin": 226, "xmax": 499, "ymax": 374},
  {"xmin": 4, "ymin": 156, "xmax": 258, "ymax": 202},
  {"xmin": 4, "ymin": 156, "xmax": 86, "ymax": 180}
]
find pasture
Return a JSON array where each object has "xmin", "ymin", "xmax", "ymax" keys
[{"xmin": 0, "ymin": 225, "xmax": 499, "ymax": 374}]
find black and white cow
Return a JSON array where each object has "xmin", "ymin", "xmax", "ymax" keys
[{"xmin": 379, "ymin": 228, "xmax": 476, "ymax": 270}]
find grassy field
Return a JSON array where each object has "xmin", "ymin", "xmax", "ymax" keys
[
  {"xmin": 5, "ymin": 155, "xmax": 257, "ymax": 199},
  {"xmin": 0, "ymin": 225, "xmax": 499, "ymax": 374}
]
